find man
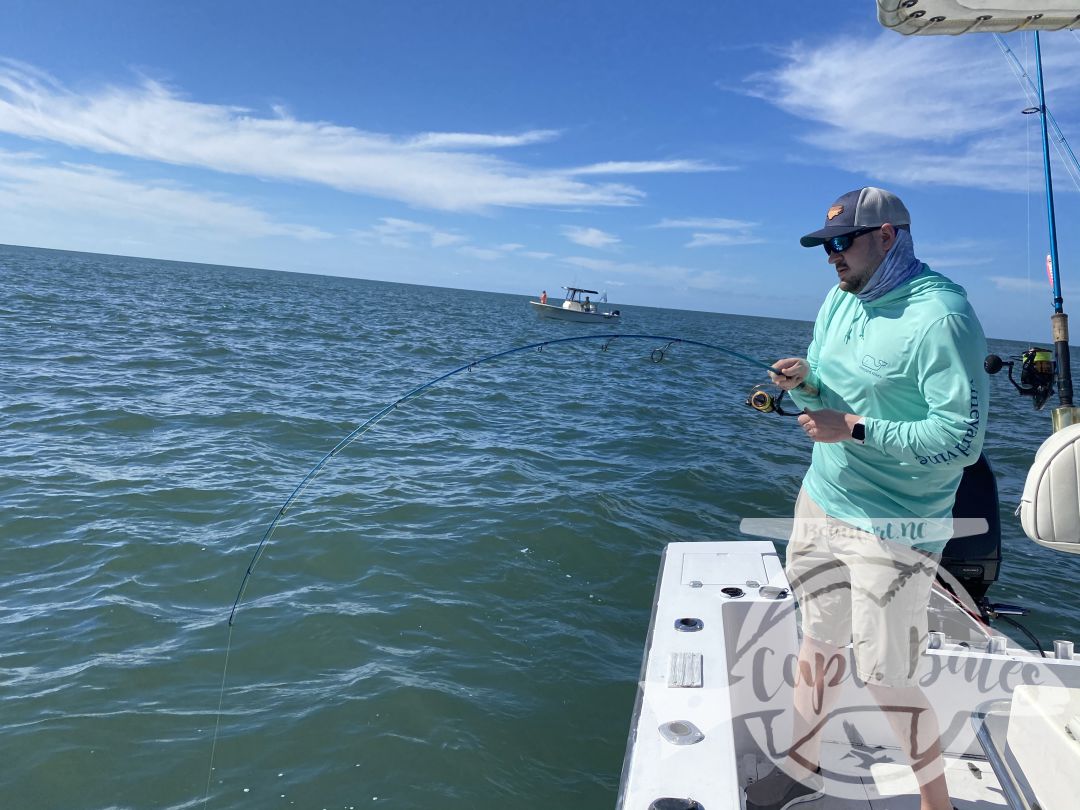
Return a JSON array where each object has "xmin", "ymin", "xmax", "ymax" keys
[{"xmin": 745, "ymin": 187, "xmax": 988, "ymax": 810}]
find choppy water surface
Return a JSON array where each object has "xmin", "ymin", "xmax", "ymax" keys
[{"xmin": 4, "ymin": 243, "xmax": 1080, "ymax": 809}]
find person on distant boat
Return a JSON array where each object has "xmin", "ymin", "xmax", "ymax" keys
[
  {"xmin": 540, "ymin": 290, "xmax": 547, "ymax": 304},
  {"xmin": 583, "ymin": 296, "xmax": 591, "ymax": 312},
  {"xmin": 748, "ymin": 187, "xmax": 988, "ymax": 810}
]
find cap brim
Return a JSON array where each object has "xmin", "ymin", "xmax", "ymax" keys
[{"xmin": 799, "ymin": 225, "xmax": 857, "ymax": 248}]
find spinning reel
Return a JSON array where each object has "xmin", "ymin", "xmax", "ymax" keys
[
  {"xmin": 984, "ymin": 347, "xmax": 1056, "ymax": 410},
  {"xmin": 745, "ymin": 384, "xmax": 798, "ymax": 416}
]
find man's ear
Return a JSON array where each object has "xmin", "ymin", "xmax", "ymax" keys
[{"xmin": 879, "ymin": 223, "xmax": 898, "ymax": 250}]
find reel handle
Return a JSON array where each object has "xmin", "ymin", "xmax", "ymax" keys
[{"xmin": 985, "ymin": 354, "xmax": 1008, "ymax": 375}]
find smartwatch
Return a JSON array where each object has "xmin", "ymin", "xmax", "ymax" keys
[{"xmin": 851, "ymin": 418, "xmax": 866, "ymax": 444}]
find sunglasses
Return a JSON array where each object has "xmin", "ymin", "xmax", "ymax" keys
[{"xmin": 823, "ymin": 227, "xmax": 880, "ymax": 255}]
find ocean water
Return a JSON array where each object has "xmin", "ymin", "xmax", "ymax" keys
[{"xmin": 4, "ymin": 242, "xmax": 1080, "ymax": 810}]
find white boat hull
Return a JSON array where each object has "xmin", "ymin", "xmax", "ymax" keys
[{"xmin": 529, "ymin": 300, "xmax": 620, "ymax": 323}]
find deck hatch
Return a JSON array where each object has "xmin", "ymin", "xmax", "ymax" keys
[
  {"xmin": 680, "ymin": 552, "xmax": 767, "ymax": 586},
  {"xmin": 667, "ymin": 652, "xmax": 703, "ymax": 688}
]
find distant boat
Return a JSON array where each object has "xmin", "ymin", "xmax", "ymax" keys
[{"xmin": 529, "ymin": 286, "xmax": 620, "ymax": 323}]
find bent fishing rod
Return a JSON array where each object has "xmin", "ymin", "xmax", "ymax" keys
[{"xmin": 226, "ymin": 332, "xmax": 795, "ymax": 626}]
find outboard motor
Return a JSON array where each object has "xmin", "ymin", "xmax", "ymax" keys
[{"xmin": 941, "ymin": 453, "xmax": 1001, "ymax": 601}]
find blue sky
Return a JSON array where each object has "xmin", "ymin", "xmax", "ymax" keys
[{"xmin": 3, "ymin": 1, "xmax": 1080, "ymax": 341}]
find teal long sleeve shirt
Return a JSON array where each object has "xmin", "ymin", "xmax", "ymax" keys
[{"xmin": 788, "ymin": 266, "xmax": 989, "ymax": 550}]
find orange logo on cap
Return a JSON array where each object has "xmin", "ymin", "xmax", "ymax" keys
[{"xmin": 827, "ymin": 205, "xmax": 844, "ymax": 220}]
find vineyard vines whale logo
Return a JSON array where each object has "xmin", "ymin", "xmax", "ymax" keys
[{"xmin": 861, "ymin": 354, "xmax": 887, "ymax": 378}]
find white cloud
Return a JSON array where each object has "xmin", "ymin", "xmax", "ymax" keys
[
  {"xmin": 753, "ymin": 34, "xmax": 1013, "ymax": 142},
  {"xmin": 353, "ymin": 219, "xmax": 553, "ymax": 262},
  {"xmin": 457, "ymin": 245, "xmax": 503, "ymax": 261},
  {"xmin": 921, "ymin": 254, "xmax": 995, "ymax": 269},
  {"xmin": 653, "ymin": 217, "xmax": 757, "ymax": 230},
  {"xmin": 0, "ymin": 149, "xmax": 328, "ymax": 240},
  {"xmin": 989, "ymin": 274, "xmax": 1073, "ymax": 295},
  {"xmin": 562, "ymin": 225, "xmax": 620, "ymax": 249},
  {"xmin": 565, "ymin": 256, "xmax": 618, "ymax": 271},
  {"xmin": 562, "ymin": 254, "xmax": 754, "ymax": 294},
  {"xmin": 989, "ymin": 275, "xmax": 1035, "ymax": 292},
  {"xmin": 652, "ymin": 215, "xmax": 763, "ymax": 248},
  {"xmin": 566, "ymin": 159, "xmax": 729, "ymax": 175},
  {"xmin": 749, "ymin": 33, "xmax": 1080, "ymax": 192},
  {"xmin": 431, "ymin": 230, "xmax": 468, "ymax": 248},
  {"xmin": 919, "ymin": 238, "xmax": 996, "ymax": 269},
  {"xmin": 0, "ymin": 60, "xmax": 672, "ymax": 212},
  {"xmin": 686, "ymin": 232, "xmax": 765, "ymax": 248},
  {"xmin": 404, "ymin": 130, "xmax": 560, "ymax": 149},
  {"xmin": 352, "ymin": 217, "xmax": 465, "ymax": 249}
]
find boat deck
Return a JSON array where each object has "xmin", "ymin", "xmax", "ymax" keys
[
  {"xmin": 618, "ymin": 541, "xmax": 1080, "ymax": 810},
  {"xmin": 746, "ymin": 747, "xmax": 1007, "ymax": 808}
]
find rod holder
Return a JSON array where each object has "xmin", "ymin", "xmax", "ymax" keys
[
  {"xmin": 1054, "ymin": 640, "xmax": 1075, "ymax": 660},
  {"xmin": 1052, "ymin": 313, "xmax": 1075, "ymax": 408},
  {"xmin": 1051, "ymin": 406, "xmax": 1080, "ymax": 432}
]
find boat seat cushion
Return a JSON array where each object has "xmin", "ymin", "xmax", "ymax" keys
[{"xmin": 1020, "ymin": 423, "xmax": 1080, "ymax": 553}]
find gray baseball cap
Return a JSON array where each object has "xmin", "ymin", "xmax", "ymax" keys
[{"xmin": 800, "ymin": 187, "xmax": 911, "ymax": 247}]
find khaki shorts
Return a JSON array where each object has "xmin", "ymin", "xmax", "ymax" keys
[{"xmin": 785, "ymin": 489, "xmax": 941, "ymax": 688}]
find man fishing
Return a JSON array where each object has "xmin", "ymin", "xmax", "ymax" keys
[{"xmin": 746, "ymin": 187, "xmax": 989, "ymax": 810}]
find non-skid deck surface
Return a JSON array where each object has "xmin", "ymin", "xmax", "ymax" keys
[{"xmin": 748, "ymin": 743, "xmax": 1007, "ymax": 808}]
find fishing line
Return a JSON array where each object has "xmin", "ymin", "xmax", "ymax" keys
[
  {"xmin": 226, "ymin": 332, "xmax": 780, "ymax": 626},
  {"xmin": 203, "ymin": 332, "xmax": 783, "ymax": 807}
]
